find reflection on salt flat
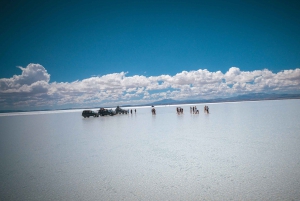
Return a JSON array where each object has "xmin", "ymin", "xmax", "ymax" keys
[{"xmin": 0, "ymin": 99, "xmax": 300, "ymax": 200}]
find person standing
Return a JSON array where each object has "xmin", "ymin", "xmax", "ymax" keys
[{"xmin": 152, "ymin": 106, "xmax": 156, "ymax": 115}]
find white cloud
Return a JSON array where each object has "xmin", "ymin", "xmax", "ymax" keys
[
  {"xmin": 0, "ymin": 64, "xmax": 299, "ymax": 110},
  {"xmin": 0, "ymin": 63, "xmax": 50, "ymax": 93}
]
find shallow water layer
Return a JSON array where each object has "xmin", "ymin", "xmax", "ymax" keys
[{"xmin": 1, "ymin": 100, "xmax": 300, "ymax": 200}]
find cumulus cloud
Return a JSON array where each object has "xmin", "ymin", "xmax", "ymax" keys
[
  {"xmin": 0, "ymin": 63, "xmax": 300, "ymax": 110},
  {"xmin": 0, "ymin": 64, "xmax": 50, "ymax": 93}
]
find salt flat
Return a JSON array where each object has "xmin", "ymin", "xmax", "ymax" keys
[{"xmin": 1, "ymin": 99, "xmax": 300, "ymax": 200}]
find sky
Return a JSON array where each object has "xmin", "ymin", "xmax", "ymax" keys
[{"xmin": 0, "ymin": 0, "xmax": 300, "ymax": 110}]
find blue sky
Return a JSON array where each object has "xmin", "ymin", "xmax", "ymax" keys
[{"xmin": 0, "ymin": 0, "xmax": 300, "ymax": 110}]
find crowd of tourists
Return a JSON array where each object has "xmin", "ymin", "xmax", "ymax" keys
[
  {"xmin": 177, "ymin": 107, "xmax": 183, "ymax": 114},
  {"xmin": 190, "ymin": 106, "xmax": 200, "ymax": 114},
  {"xmin": 150, "ymin": 105, "xmax": 210, "ymax": 115},
  {"xmin": 120, "ymin": 105, "xmax": 209, "ymax": 115}
]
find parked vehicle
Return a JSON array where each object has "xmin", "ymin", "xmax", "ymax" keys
[
  {"xmin": 82, "ymin": 110, "xmax": 99, "ymax": 118},
  {"xmin": 115, "ymin": 106, "xmax": 128, "ymax": 114},
  {"xmin": 98, "ymin": 108, "xmax": 116, "ymax": 116}
]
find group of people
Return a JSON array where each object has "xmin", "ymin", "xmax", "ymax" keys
[
  {"xmin": 176, "ymin": 107, "xmax": 184, "ymax": 114},
  {"xmin": 114, "ymin": 106, "xmax": 208, "ymax": 115},
  {"xmin": 204, "ymin": 105, "xmax": 209, "ymax": 114},
  {"xmin": 192, "ymin": 105, "xmax": 209, "ymax": 114},
  {"xmin": 190, "ymin": 106, "xmax": 199, "ymax": 114},
  {"xmin": 127, "ymin": 109, "xmax": 136, "ymax": 114},
  {"xmin": 151, "ymin": 105, "xmax": 210, "ymax": 115}
]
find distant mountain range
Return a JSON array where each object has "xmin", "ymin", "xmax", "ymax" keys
[
  {"xmin": 1, "ymin": 93, "xmax": 300, "ymax": 113},
  {"xmin": 148, "ymin": 93, "xmax": 300, "ymax": 106}
]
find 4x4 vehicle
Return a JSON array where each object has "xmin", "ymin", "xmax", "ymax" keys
[
  {"xmin": 98, "ymin": 108, "xmax": 116, "ymax": 116},
  {"xmin": 82, "ymin": 110, "xmax": 99, "ymax": 118},
  {"xmin": 115, "ymin": 106, "xmax": 128, "ymax": 114}
]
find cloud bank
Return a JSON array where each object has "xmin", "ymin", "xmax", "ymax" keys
[{"xmin": 1, "ymin": 63, "xmax": 300, "ymax": 109}]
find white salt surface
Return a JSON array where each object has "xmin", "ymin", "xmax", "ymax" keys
[{"xmin": 1, "ymin": 99, "xmax": 300, "ymax": 200}]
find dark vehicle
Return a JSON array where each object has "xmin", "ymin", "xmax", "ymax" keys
[
  {"xmin": 115, "ymin": 106, "xmax": 128, "ymax": 114},
  {"xmin": 82, "ymin": 110, "xmax": 99, "ymax": 118},
  {"xmin": 98, "ymin": 108, "xmax": 116, "ymax": 116}
]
